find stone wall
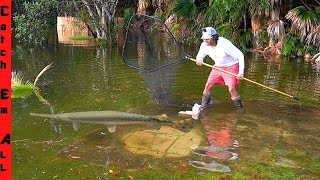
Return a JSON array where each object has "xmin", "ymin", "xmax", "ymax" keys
[{"xmin": 57, "ymin": 16, "xmax": 93, "ymax": 45}]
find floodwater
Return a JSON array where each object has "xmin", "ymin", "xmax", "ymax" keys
[{"xmin": 12, "ymin": 37, "xmax": 320, "ymax": 179}]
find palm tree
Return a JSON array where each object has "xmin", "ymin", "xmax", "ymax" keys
[
  {"xmin": 306, "ymin": 24, "xmax": 320, "ymax": 50},
  {"xmin": 285, "ymin": 5, "xmax": 320, "ymax": 59},
  {"xmin": 285, "ymin": 6, "xmax": 319, "ymax": 41},
  {"xmin": 249, "ymin": 0, "xmax": 285, "ymax": 54}
]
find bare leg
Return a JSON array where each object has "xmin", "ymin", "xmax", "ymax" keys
[
  {"xmin": 227, "ymin": 85, "xmax": 239, "ymax": 98},
  {"xmin": 228, "ymin": 85, "xmax": 243, "ymax": 108},
  {"xmin": 203, "ymin": 82, "xmax": 214, "ymax": 95}
]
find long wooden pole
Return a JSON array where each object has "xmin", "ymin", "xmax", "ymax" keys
[{"xmin": 189, "ymin": 58, "xmax": 300, "ymax": 100}]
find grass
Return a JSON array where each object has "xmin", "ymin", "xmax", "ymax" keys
[{"xmin": 69, "ymin": 35, "xmax": 94, "ymax": 40}]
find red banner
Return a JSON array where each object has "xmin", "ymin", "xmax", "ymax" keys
[{"xmin": 0, "ymin": 0, "xmax": 11, "ymax": 179}]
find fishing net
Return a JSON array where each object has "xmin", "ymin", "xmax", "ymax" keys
[
  {"xmin": 122, "ymin": 14, "xmax": 187, "ymax": 73},
  {"xmin": 122, "ymin": 14, "xmax": 300, "ymax": 100}
]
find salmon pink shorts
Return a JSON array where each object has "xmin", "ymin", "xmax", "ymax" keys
[{"xmin": 207, "ymin": 63, "xmax": 239, "ymax": 86}]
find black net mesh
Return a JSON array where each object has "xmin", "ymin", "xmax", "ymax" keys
[{"xmin": 122, "ymin": 14, "xmax": 186, "ymax": 73}]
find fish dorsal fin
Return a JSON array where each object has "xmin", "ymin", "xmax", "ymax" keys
[
  {"xmin": 73, "ymin": 122, "xmax": 80, "ymax": 131},
  {"xmin": 107, "ymin": 125, "xmax": 116, "ymax": 133}
]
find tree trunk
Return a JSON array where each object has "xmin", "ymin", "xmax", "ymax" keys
[
  {"xmin": 80, "ymin": 0, "xmax": 118, "ymax": 42},
  {"xmin": 251, "ymin": 14, "xmax": 262, "ymax": 49},
  {"xmin": 269, "ymin": 2, "xmax": 280, "ymax": 46}
]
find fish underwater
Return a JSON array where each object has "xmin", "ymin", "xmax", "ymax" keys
[{"xmin": 30, "ymin": 111, "xmax": 195, "ymax": 133}]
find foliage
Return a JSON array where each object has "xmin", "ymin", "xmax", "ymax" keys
[
  {"xmin": 11, "ymin": 63, "xmax": 53, "ymax": 99},
  {"xmin": 285, "ymin": 5, "xmax": 320, "ymax": 51},
  {"xmin": 249, "ymin": 0, "xmax": 271, "ymax": 16},
  {"xmin": 306, "ymin": 25, "xmax": 320, "ymax": 50},
  {"xmin": 75, "ymin": 10, "xmax": 92, "ymax": 26},
  {"xmin": 96, "ymin": 39, "xmax": 110, "ymax": 47},
  {"xmin": 11, "ymin": 0, "xmax": 320, "ymax": 57},
  {"xmin": 124, "ymin": 7, "xmax": 136, "ymax": 26},
  {"xmin": 171, "ymin": 0, "xmax": 197, "ymax": 19},
  {"xmin": 11, "ymin": 71, "xmax": 35, "ymax": 92},
  {"xmin": 13, "ymin": 0, "xmax": 59, "ymax": 45},
  {"xmin": 232, "ymin": 29, "xmax": 254, "ymax": 52},
  {"xmin": 285, "ymin": 6, "xmax": 319, "ymax": 40},
  {"xmin": 281, "ymin": 33, "xmax": 302, "ymax": 57},
  {"xmin": 215, "ymin": 23, "xmax": 233, "ymax": 38},
  {"xmin": 201, "ymin": 0, "xmax": 247, "ymax": 29},
  {"xmin": 281, "ymin": 32, "xmax": 317, "ymax": 58}
]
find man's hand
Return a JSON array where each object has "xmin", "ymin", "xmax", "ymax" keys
[
  {"xmin": 196, "ymin": 59, "xmax": 203, "ymax": 66},
  {"xmin": 237, "ymin": 74, "xmax": 244, "ymax": 80}
]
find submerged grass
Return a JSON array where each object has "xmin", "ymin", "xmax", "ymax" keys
[
  {"xmin": 12, "ymin": 148, "xmax": 311, "ymax": 179},
  {"xmin": 103, "ymin": 160, "xmax": 302, "ymax": 179},
  {"xmin": 12, "ymin": 131, "xmax": 319, "ymax": 179}
]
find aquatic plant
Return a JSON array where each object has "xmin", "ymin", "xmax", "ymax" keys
[{"xmin": 11, "ymin": 63, "xmax": 53, "ymax": 101}]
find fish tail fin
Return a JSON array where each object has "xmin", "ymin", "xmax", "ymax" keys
[
  {"xmin": 30, "ymin": 113, "xmax": 54, "ymax": 118},
  {"xmin": 171, "ymin": 118, "xmax": 196, "ymax": 132}
]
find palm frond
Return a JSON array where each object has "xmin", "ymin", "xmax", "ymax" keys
[
  {"xmin": 171, "ymin": 0, "xmax": 197, "ymax": 18},
  {"xmin": 285, "ymin": 6, "xmax": 319, "ymax": 39},
  {"xmin": 33, "ymin": 63, "xmax": 53, "ymax": 86},
  {"xmin": 306, "ymin": 25, "xmax": 320, "ymax": 49},
  {"xmin": 267, "ymin": 20, "xmax": 284, "ymax": 40}
]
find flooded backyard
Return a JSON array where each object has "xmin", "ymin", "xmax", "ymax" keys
[{"xmin": 11, "ymin": 34, "xmax": 320, "ymax": 179}]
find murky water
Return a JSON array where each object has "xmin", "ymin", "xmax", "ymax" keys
[{"xmin": 12, "ymin": 37, "xmax": 320, "ymax": 178}]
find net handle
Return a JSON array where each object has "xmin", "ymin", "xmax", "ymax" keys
[{"xmin": 186, "ymin": 56, "xmax": 300, "ymax": 100}]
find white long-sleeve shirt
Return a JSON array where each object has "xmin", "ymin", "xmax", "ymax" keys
[{"xmin": 196, "ymin": 37, "xmax": 245, "ymax": 74}]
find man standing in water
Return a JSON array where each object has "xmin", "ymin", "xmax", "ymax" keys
[{"xmin": 196, "ymin": 27, "xmax": 245, "ymax": 109}]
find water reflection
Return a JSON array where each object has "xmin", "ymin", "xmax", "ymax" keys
[
  {"xmin": 122, "ymin": 16, "xmax": 181, "ymax": 106},
  {"xmin": 190, "ymin": 112, "xmax": 239, "ymax": 172},
  {"xmin": 122, "ymin": 14, "xmax": 184, "ymax": 73},
  {"xmin": 189, "ymin": 160, "xmax": 231, "ymax": 172}
]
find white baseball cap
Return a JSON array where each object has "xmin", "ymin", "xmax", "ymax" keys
[{"xmin": 201, "ymin": 27, "xmax": 217, "ymax": 39}]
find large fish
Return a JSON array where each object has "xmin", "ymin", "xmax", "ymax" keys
[{"xmin": 30, "ymin": 111, "xmax": 194, "ymax": 133}]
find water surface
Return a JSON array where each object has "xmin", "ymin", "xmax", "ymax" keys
[{"xmin": 12, "ymin": 39, "xmax": 320, "ymax": 178}]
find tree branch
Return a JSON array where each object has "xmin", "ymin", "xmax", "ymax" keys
[{"xmin": 299, "ymin": 0, "xmax": 312, "ymax": 11}]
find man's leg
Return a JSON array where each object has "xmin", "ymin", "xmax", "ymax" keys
[
  {"xmin": 203, "ymin": 82, "xmax": 214, "ymax": 95},
  {"xmin": 201, "ymin": 82, "xmax": 214, "ymax": 109},
  {"xmin": 228, "ymin": 85, "xmax": 243, "ymax": 108},
  {"xmin": 200, "ymin": 69, "xmax": 224, "ymax": 110}
]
